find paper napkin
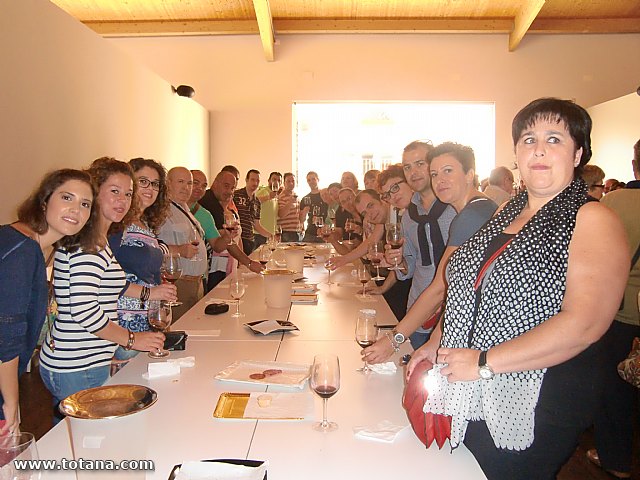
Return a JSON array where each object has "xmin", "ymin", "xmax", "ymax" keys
[
  {"xmin": 143, "ymin": 356, "xmax": 195, "ymax": 379},
  {"xmin": 368, "ymin": 361, "xmax": 397, "ymax": 375},
  {"xmin": 245, "ymin": 319, "xmax": 298, "ymax": 335},
  {"xmin": 353, "ymin": 420, "xmax": 408, "ymax": 443},
  {"xmin": 175, "ymin": 460, "xmax": 268, "ymax": 480}
]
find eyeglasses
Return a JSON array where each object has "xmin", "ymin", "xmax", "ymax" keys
[
  {"xmin": 381, "ymin": 180, "xmax": 406, "ymax": 201},
  {"xmin": 138, "ymin": 177, "xmax": 161, "ymax": 191}
]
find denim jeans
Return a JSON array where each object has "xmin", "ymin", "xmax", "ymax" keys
[
  {"xmin": 409, "ymin": 329, "xmax": 432, "ymax": 350},
  {"xmin": 40, "ymin": 364, "xmax": 110, "ymax": 423}
]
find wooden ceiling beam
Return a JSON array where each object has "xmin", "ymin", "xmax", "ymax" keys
[
  {"xmin": 252, "ymin": 0, "xmax": 275, "ymax": 61},
  {"xmin": 509, "ymin": 0, "xmax": 546, "ymax": 51},
  {"xmin": 273, "ymin": 18, "xmax": 513, "ymax": 33},
  {"xmin": 530, "ymin": 17, "xmax": 640, "ymax": 34},
  {"xmin": 86, "ymin": 19, "xmax": 258, "ymax": 36}
]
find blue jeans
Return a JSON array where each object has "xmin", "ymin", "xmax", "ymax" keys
[
  {"xmin": 409, "ymin": 329, "xmax": 432, "ymax": 350},
  {"xmin": 40, "ymin": 364, "xmax": 110, "ymax": 423},
  {"xmin": 113, "ymin": 346, "xmax": 140, "ymax": 361}
]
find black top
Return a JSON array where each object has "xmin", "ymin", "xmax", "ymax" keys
[{"xmin": 199, "ymin": 189, "xmax": 225, "ymax": 230}]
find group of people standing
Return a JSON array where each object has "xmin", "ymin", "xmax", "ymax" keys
[{"xmin": 1, "ymin": 97, "xmax": 637, "ymax": 480}]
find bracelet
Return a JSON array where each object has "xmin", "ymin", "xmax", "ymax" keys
[
  {"xmin": 139, "ymin": 286, "xmax": 150, "ymax": 303},
  {"xmin": 124, "ymin": 330, "xmax": 136, "ymax": 350},
  {"xmin": 385, "ymin": 332, "xmax": 400, "ymax": 353}
]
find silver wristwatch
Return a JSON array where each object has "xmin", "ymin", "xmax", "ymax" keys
[
  {"xmin": 478, "ymin": 350, "xmax": 495, "ymax": 380},
  {"xmin": 392, "ymin": 329, "xmax": 406, "ymax": 345}
]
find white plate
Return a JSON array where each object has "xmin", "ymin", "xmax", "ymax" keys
[{"xmin": 215, "ymin": 360, "xmax": 311, "ymax": 389}]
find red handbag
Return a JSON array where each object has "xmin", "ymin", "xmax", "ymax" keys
[{"xmin": 402, "ymin": 358, "xmax": 452, "ymax": 448}]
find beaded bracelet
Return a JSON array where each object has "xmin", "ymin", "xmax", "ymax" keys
[{"xmin": 124, "ymin": 330, "xmax": 136, "ymax": 350}]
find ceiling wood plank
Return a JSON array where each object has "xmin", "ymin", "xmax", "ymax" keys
[
  {"xmin": 274, "ymin": 18, "xmax": 514, "ymax": 33},
  {"xmin": 509, "ymin": 0, "xmax": 546, "ymax": 51},
  {"xmin": 86, "ymin": 20, "xmax": 258, "ymax": 36},
  {"xmin": 530, "ymin": 17, "xmax": 640, "ymax": 34},
  {"xmin": 252, "ymin": 0, "xmax": 275, "ymax": 62}
]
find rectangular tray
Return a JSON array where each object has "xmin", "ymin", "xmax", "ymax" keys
[{"xmin": 213, "ymin": 392, "xmax": 250, "ymax": 418}]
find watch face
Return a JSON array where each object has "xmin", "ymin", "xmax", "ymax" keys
[
  {"xmin": 479, "ymin": 366, "xmax": 494, "ymax": 380},
  {"xmin": 393, "ymin": 332, "xmax": 405, "ymax": 344}
]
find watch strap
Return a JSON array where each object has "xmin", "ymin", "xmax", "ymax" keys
[{"xmin": 478, "ymin": 350, "xmax": 488, "ymax": 367}]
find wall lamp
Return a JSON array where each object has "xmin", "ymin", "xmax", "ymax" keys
[{"xmin": 172, "ymin": 85, "xmax": 195, "ymax": 98}]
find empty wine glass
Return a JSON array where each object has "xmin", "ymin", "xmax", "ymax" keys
[
  {"xmin": 356, "ymin": 264, "xmax": 370, "ymax": 298},
  {"xmin": 148, "ymin": 301, "xmax": 171, "ymax": 358},
  {"xmin": 368, "ymin": 241, "xmax": 384, "ymax": 281},
  {"xmin": 274, "ymin": 225, "xmax": 282, "ymax": 245},
  {"xmin": 229, "ymin": 274, "xmax": 246, "ymax": 318},
  {"xmin": 310, "ymin": 354, "xmax": 340, "ymax": 432},
  {"xmin": 324, "ymin": 253, "xmax": 335, "ymax": 285},
  {"xmin": 385, "ymin": 223, "xmax": 404, "ymax": 271},
  {"xmin": 355, "ymin": 309, "xmax": 378, "ymax": 373},
  {"xmin": 0, "ymin": 432, "xmax": 41, "ymax": 480},
  {"xmin": 161, "ymin": 253, "xmax": 183, "ymax": 307}
]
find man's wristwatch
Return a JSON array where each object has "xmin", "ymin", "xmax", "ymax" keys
[{"xmin": 478, "ymin": 350, "xmax": 495, "ymax": 380}]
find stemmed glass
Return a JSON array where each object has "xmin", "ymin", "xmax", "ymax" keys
[
  {"xmin": 356, "ymin": 264, "xmax": 370, "ymax": 299},
  {"xmin": 368, "ymin": 241, "xmax": 384, "ymax": 281},
  {"xmin": 148, "ymin": 301, "xmax": 171, "ymax": 358},
  {"xmin": 188, "ymin": 224, "xmax": 202, "ymax": 261},
  {"xmin": 259, "ymin": 245, "xmax": 271, "ymax": 267},
  {"xmin": 0, "ymin": 432, "xmax": 41, "ymax": 480},
  {"xmin": 385, "ymin": 223, "xmax": 404, "ymax": 271},
  {"xmin": 229, "ymin": 274, "xmax": 245, "ymax": 318},
  {"xmin": 319, "ymin": 224, "xmax": 333, "ymax": 244},
  {"xmin": 223, "ymin": 211, "xmax": 239, "ymax": 246},
  {"xmin": 344, "ymin": 218, "xmax": 355, "ymax": 245},
  {"xmin": 161, "ymin": 253, "xmax": 183, "ymax": 307},
  {"xmin": 355, "ymin": 310, "xmax": 378, "ymax": 373},
  {"xmin": 324, "ymin": 253, "xmax": 335, "ymax": 285},
  {"xmin": 310, "ymin": 354, "xmax": 340, "ymax": 432}
]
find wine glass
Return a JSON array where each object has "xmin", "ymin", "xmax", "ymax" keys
[
  {"xmin": 188, "ymin": 224, "xmax": 202, "ymax": 261},
  {"xmin": 273, "ymin": 225, "xmax": 282, "ymax": 245},
  {"xmin": 319, "ymin": 224, "xmax": 333, "ymax": 244},
  {"xmin": 385, "ymin": 223, "xmax": 404, "ymax": 271},
  {"xmin": 258, "ymin": 245, "xmax": 271, "ymax": 267},
  {"xmin": 229, "ymin": 274, "xmax": 245, "ymax": 318},
  {"xmin": 223, "ymin": 211, "xmax": 238, "ymax": 246},
  {"xmin": 368, "ymin": 241, "xmax": 384, "ymax": 281},
  {"xmin": 310, "ymin": 354, "xmax": 340, "ymax": 432},
  {"xmin": 355, "ymin": 310, "xmax": 378, "ymax": 373},
  {"xmin": 344, "ymin": 218, "xmax": 355, "ymax": 245},
  {"xmin": 356, "ymin": 264, "xmax": 370, "ymax": 298},
  {"xmin": 0, "ymin": 432, "xmax": 41, "ymax": 480},
  {"xmin": 161, "ymin": 253, "xmax": 183, "ymax": 306},
  {"xmin": 148, "ymin": 301, "xmax": 171, "ymax": 358},
  {"xmin": 324, "ymin": 253, "xmax": 335, "ymax": 285}
]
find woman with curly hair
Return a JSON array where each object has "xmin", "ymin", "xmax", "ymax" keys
[
  {"xmin": 39, "ymin": 158, "xmax": 165, "ymax": 417},
  {"xmin": 108, "ymin": 158, "xmax": 177, "ymax": 363},
  {"xmin": 0, "ymin": 168, "xmax": 95, "ymax": 434}
]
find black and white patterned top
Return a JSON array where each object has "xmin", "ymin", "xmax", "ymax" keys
[{"xmin": 424, "ymin": 178, "xmax": 588, "ymax": 450}]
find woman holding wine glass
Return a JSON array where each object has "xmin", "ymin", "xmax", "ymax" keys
[
  {"xmin": 363, "ymin": 143, "xmax": 497, "ymax": 365},
  {"xmin": 109, "ymin": 158, "xmax": 177, "ymax": 365},
  {"xmin": 40, "ymin": 158, "xmax": 165, "ymax": 419},
  {"xmin": 310, "ymin": 354, "xmax": 340, "ymax": 432},
  {"xmin": 147, "ymin": 301, "xmax": 172, "ymax": 358}
]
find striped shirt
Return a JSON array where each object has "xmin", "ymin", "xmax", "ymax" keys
[
  {"xmin": 39, "ymin": 245, "xmax": 126, "ymax": 372},
  {"xmin": 277, "ymin": 192, "xmax": 300, "ymax": 232}
]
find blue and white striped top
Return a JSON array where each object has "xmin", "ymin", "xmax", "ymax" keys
[{"xmin": 39, "ymin": 245, "xmax": 126, "ymax": 372}]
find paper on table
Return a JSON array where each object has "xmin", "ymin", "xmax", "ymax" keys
[
  {"xmin": 143, "ymin": 362, "xmax": 180, "ymax": 379},
  {"xmin": 292, "ymin": 283, "xmax": 318, "ymax": 294},
  {"xmin": 215, "ymin": 360, "xmax": 311, "ymax": 388},
  {"xmin": 368, "ymin": 362, "xmax": 398, "ymax": 375},
  {"xmin": 205, "ymin": 298, "xmax": 240, "ymax": 305},
  {"xmin": 353, "ymin": 420, "xmax": 408, "ymax": 443},
  {"xmin": 291, "ymin": 294, "xmax": 317, "ymax": 305},
  {"xmin": 175, "ymin": 460, "xmax": 267, "ymax": 480},
  {"xmin": 185, "ymin": 329, "xmax": 221, "ymax": 338},
  {"xmin": 243, "ymin": 392, "xmax": 313, "ymax": 419},
  {"xmin": 244, "ymin": 320, "xmax": 298, "ymax": 335}
]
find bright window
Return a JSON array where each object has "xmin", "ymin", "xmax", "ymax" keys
[{"xmin": 293, "ymin": 102, "xmax": 495, "ymax": 196}]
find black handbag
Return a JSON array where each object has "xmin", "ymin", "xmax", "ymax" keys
[{"xmin": 163, "ymin": 331, "xmax": 188, "ymax": 351}]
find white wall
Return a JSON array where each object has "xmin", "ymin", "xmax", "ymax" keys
[
  {"xmin": 589, "ymin": 93, "xmax": 640, "ymax": 182},
  {"xmin": 0, "ymin": 0, "xmax": 209, "ymax": 224},
  {"xmin": 111, "ymin": 33, "xmax": 640, "ymax": 181}
]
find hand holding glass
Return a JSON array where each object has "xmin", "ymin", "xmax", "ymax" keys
[
  {"xmin": 310, "ymin": 354, "xmax": 340, "ymax": 432},
  {"xmin": 223, "ymin": 212, "xmax": 238, "ymax": 246},
  {"xmin": 385, "ymin": 223, "xmax": 404, "ymax": 271},
  {"xmin": 188, "ymin": 224, "xmax": 202, "ymax": 261},
  {"xmin": 355, "ymin": 311, "xmax": 378, "ymax": 373},
  {"xmin": 148, "ymin": 302, "xmax": 171, "ymax": 358},
  {"xmin": 161, "ymin": 254, "xmax": 183, "ymax": 306}
]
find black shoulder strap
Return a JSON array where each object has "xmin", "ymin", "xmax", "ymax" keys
[{"xmin": 171, "ymin": 201, "xmax": 204, "ymax": 238}]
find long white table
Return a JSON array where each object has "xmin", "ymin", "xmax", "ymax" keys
[{"xmin": 36, "ymin": 246, "xmax": 486, "ymax": 479}]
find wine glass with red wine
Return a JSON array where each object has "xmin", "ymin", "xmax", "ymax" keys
[
  {"xmin": 148, "ymin": 301, "xmax": 172, "ymax": 358},
  {"xmin": 355, "ymin": 309, "xmax": 378, "ymax": 373},
  {"xmin": 385, "ymin": 223, "xmax": 404, "ymax": 271},
  {"xmin": 161, "ymin": 253, "xmax": 183, "ymax": 306},
  {"xmin": 310, "ymin": 354, "xmax": 340, "ymax": 432},
  {"xmin": 368, "ymin": 241, "xmax": 384, "ymax": 281},
  {"xmin": 223, "ymin": 211, "xmax": 238, "ymax": 246}
]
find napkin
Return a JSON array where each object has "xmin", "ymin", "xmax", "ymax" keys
[
  {"xmin": 353, "ymin": 420, "xmax": 408, "ymax": 443},
  {"xmin": 368, "ymin": 362, "xmax": 397, "ymax": 375},
  {"xmin": 143, "ymin": 362, "xmax": 180, "ymax": 379},
  {"xmin": 243, "ymin": 392, "xmax": 313, "ymax": 419},
  {"xmin": 245, "ymin": 319, "xmax": 298, "ymax": 335},
  {"xmin": 175, "ymin": 460, "xmax": 268, "ymax": 480},
  {"xmin": 143, "ymin": 356, "xmax": 196, "ymax": 379},
  {"xmin": 205, "ymin": 298, "xmax": 235, "ymax": 305}
]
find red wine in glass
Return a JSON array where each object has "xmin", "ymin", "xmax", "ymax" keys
[
  {"xmin": 313, "ymin": 385, "xmax": 338, "ymax": 399},
  {"xmin": 357, "ymin": 339, "xmax": 375, "ymax": 349}
]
